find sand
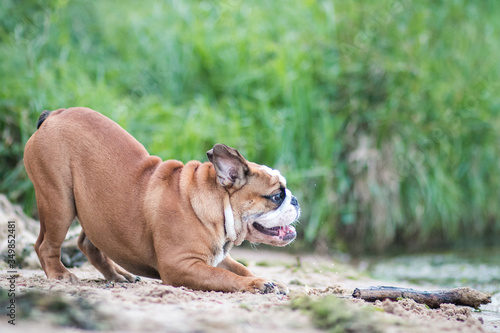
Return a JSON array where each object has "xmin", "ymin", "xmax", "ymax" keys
[
  {"xmin": 0, "ymin": 193, "xmax": 498, "ymax": 332},
  {"xmin": 1, "ymin": 248, "xmax": 498, "ymax": 333}
]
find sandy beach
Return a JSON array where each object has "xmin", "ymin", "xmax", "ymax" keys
[
  {"xmin": 1, "ymin": 194, "xmax": 498, "ymax": 332},
  {"xmin": 1, "ymin": 247, "xmax": 498, "ymax": 333}
]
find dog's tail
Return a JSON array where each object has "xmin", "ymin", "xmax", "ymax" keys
[{"xmin": 36, "ymin": 110, "xmax": 52, "ymax": 129}]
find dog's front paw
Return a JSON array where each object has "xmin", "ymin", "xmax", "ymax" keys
[
  {"xmin": 246, "ymin": 278, "xmax": 289, "ymax": 295},
  {"xmin": 273, "ymin": 281, "xmax": 289, "ymax": 295}
]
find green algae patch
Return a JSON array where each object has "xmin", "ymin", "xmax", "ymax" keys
[{"xmin": 290, "ymin": 294, "xmax": 381, "ymax": 333}]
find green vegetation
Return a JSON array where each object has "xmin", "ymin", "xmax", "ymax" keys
[
  {"xmin": 290, "ymin": 294, "xmax": 380, "ymax": 332},
  {"xmin": 1, "ymin": 0, "xmax": 500, "ymax": 253}
]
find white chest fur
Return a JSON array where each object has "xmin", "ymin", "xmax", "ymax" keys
[
  {"xmin": 211, "ymin": 250, "xmax": 226, "ymax": 267},
  {"xmin": 210, "ymin": 241, "xmax": 232, "ymax": 267}
]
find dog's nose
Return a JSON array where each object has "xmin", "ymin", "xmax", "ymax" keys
[{"xmin": 291, "ymin": 196, "xmax": 298, "ymax": 206}]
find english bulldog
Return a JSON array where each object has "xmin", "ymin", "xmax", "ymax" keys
[{"xmin": 24, "ymin": 107, "xmax": 300, "ymax": 294}]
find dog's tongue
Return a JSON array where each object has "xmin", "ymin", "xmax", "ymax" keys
[{"xmin": 269, "ymin": 225, "xmax": 296, "ymax": 240}]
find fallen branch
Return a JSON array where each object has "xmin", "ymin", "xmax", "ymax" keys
[{"xmin": 352, "ymin": 286, "xmax": 491, "ymax": 309}]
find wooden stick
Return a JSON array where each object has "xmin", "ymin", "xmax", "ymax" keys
[{"xmin": 352, "ymin": 286, "xmax": 491, "ymax": 309}]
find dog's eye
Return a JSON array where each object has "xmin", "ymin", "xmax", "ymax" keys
[{"xmin": 267, "ymin": 188, "xmax": 285, "ymax": 204}]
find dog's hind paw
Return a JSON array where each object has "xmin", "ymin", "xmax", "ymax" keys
[
  {"xmin": 48, "ymin": 271, "xmax": 79, "ymax": 283},
  {"xmin": 104, "ymin": 271, "xmax": 139, "ymax": 283}
]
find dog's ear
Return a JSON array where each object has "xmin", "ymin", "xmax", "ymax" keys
[{"xmin": 207, "ymin": 144, "xmax": 249, "ymax": 189}]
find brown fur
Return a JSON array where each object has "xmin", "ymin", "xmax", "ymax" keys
[{"xmin": 24, "ymin": 107, "xmax": 293, "ymax": 293}]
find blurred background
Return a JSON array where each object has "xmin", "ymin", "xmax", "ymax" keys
[{"xmin": 1, "ymin": 0, "xmax": 500, "ymax": 256}]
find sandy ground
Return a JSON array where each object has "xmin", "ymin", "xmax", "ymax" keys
[
  {"xmin": 0, "ymin": 194, "xmax": 498, "ymax": 332},
  {"xmin": 1, "ymin": 248, "xmax": 498, "ymax": 333}
]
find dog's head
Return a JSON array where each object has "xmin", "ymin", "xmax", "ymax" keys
[{"xmin": 207, "ymin": 144, "xmax": 300, "ymax": 246}]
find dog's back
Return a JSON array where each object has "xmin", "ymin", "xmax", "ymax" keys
[
  {"xmin": 26, "ymin": 108, "xmax": 143, "ymax": 190},
  {"xmin": 25, "ymin": 107, "xmax": 153, "ymax": 182}
]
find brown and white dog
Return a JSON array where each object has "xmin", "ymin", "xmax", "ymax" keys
[{"xmin": 24, "ymin": 107, "xmax": 300, "ymax": 294}]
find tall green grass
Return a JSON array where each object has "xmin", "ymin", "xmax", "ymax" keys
[{"xmin": 1, "ymin": 0, "xmax": 499, "ymax": 253}]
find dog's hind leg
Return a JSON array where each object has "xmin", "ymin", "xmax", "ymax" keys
[
  {"xmin": 34, "ymin": 190, "xmax": 79, "ymax": 282},
  {"xmin": 77, "ymin": 231, "xmax": 138, "ymax": 283}
]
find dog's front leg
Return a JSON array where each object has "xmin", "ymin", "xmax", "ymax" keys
[
  {"xmin": 216, "ymin": 255, "xmax": 290, "ymax": 294},
  {"xmin": 159, "ymin": 260, "xmax": 285, "ymax": 294},
  {"xmin": 216, "ymin": 255, "xmax": 255, "ymax": 277},
  {"xmin": 220, "ymin": 255, "xmax": 289, "ymax": 294}
]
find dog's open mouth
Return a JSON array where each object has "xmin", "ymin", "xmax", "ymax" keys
[{"xmin": 252, "ymin": 222, "xmax": 296, "ymax": 241}]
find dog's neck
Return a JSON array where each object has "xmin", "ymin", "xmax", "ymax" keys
[{"xmin": 223, "ymin": 192, "xmax": 246, "ymax": 246}]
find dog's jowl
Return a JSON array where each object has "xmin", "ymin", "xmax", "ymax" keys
[{"xmin": 24, "ymin": 107, "xmax": 300, "ymax": 294}]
